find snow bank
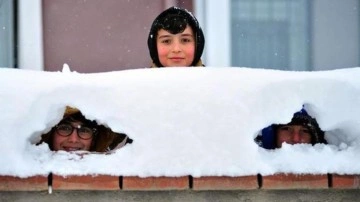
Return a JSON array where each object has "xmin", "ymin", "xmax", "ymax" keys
[{"xmin": 0, "ymin": 67, "xmax": 359, "ymax": 177}]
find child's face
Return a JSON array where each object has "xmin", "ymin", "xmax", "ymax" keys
[
  {"xmin": 156, "ymin": 25, "xmax": 195, "ymax": 67},
  {"xmin": 275, "ymin": 125, "xmax": 312, "ymax": 148},
  {"xmin": 52, "ymin": 120, "xmax": 94, "ymax": 152}
]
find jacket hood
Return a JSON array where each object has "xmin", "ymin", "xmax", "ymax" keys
[{"xmin": 147, "ymin": 6, "xmax": 205, "ymax": 67}]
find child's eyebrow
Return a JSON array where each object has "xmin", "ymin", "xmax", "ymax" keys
[
  {"xmin": 181, "ymin": 33, "xmax": 193, "ymax": 37},
  {"xmin": 157, "ymin": 35, "xmax": 171, "ymax": 39}
]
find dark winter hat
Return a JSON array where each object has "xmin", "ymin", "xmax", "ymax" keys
[
  {"xmin": 147, "ymin": 6, "xmax": 205, "ymax": 67},
  {"xmin": 258, "ymin": 109, "xmax": 326, "ymax": 149}
]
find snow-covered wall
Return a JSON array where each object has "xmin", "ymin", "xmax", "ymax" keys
[{"xmin": 0, "ymin": 67, "xmax": 359, "ymax": 177}]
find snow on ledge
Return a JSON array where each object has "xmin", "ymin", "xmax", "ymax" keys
[{"xmin": 0, "ymin": 67, "xmax": 359, "ymax": 177}]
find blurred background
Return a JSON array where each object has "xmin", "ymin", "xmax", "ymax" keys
[{"xmin": 0, "ymin": 0, "xmax": 359, "ymax": 72}]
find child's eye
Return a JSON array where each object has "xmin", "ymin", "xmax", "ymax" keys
[
  {"xmin": 161, "ymin": 39, "xmax": 171, "ymax": 44},
  {"xmin": 301, "ymin": 128, "xmax": 310, "ymax": 134},
  {"xmin": 181, "ymin": 38, "xmax": 192, "ymax": 43},
  {"xmin": 280, "ymin": 126, "xmax": 291, "ymax": 131}
]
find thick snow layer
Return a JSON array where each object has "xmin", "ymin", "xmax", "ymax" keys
[{"xmin": 0, "ymin": 66, "xmax": 359, "ymax": 177}]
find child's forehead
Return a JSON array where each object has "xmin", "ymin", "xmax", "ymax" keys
[
  {"xmin": 61, "ymin": 117, "xmax": 84, "ymax": 124},
  {"xmin": 278, "ymin": 123, "xmax": 310, "ymax": 128},
  {"xmin": 285, "ymin": 124, "xmax": 308, "ymax": 127},
  {"xmin": 157, "ymin": 25, "xmax": 193, "ymax": 36}
]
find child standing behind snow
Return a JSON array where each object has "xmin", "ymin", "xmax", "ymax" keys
[{"xmin": 147, "ymin": 7, "xmax": 205, "ymax": 67}]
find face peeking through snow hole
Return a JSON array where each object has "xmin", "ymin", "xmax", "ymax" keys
[
  {"xmin": 275, "ymin": 124, "xmax": 312, "ymax": 148},
  {"xmin": 255, "ymin": 109, "xmax": 327, "ymax": 149},
  {"xmin": 37, "ymin": 106, "xmax": 133, "ymax": 153},
  {"xmin": 52, "ymin": 118, "xmax": 97, "ymax": 151}
]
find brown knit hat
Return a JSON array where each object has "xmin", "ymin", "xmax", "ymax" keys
[{"xmin": 63, "ymin": 106, "xmax": 80, "ymax": 117}]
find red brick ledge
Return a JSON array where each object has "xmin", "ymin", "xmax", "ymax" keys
[
  {"xmin": 192, "ymin": 176, "xmax": 259, "ymax": 190},
  {"xmin": 52, "ymin": 174, "xmax": 120, "ymax": 190},
  {"xmin": 122, "ymin": 176, "xmax": 189, "ymax": 190},
  {"xmin": 260, "ymin": 174, "xmax": 329, "ymax": 189},
  {"xmin": 0, "ymin": 175, "xmax": 48, "ymax": 191},
  {"xmin": 2, "ymin": 174, "xmax": 360, "ymax": 191},
  {"xmin": 331, "ymin": 174, "xmax": 360, "ymax": 189}
]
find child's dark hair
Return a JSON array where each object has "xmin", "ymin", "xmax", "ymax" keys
[{"xmin": 155, "ymin": 12, "xmax": 189, "ymax": 35}]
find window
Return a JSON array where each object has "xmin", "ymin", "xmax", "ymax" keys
[
  {"xmin": 231, "ymin": 0, "xmax": 311, "ymax": 70},
  {"xmin": 198, "ymin": 0, "xmax": 359, "ymax": 70},
  {"xmin": 0, "ymin": 0, "xmax": 16, "ymax": 68}
]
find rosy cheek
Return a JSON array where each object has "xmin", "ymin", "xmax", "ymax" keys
[
  {"xmin": 85, "ymin": 140, "xmax": 93, "ymax": 149},
  {"xmin": 186, "ymin": 47, "xmax": 195, "ymax": 62},
  {"xmin": 190, "ymin": 47, "xmax": 195, "ymax": 55},
  {"xmin": 302, "ymin": 136, "xmax": 312, "ymax": 143},
  {"xmin": 157, "ymin": 46, "xmax": 168, "ymax": 56},
  {"xmin": 277, "ymin": 133, "xmax": 291, "ymax": 142},
  {"xmin": 53, "ymin": 134, "xmax": 64, "ymax": 151}
]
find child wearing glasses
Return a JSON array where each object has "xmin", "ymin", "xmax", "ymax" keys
[{"xmin": 38, "ymin": 107, "xmax": 132, "ymax": 153}]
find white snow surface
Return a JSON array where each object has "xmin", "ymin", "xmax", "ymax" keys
[{"xmin": 0, "ymin": 66, "xmax": 359, "ymax": 177}]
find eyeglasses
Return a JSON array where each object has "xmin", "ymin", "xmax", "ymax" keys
[{"xmin": 55, "ymin": 123, "xmax": 97, "ymax": 140}]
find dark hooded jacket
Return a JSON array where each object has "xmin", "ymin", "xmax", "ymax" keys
[
  {"xmin": 255, "ymin": 109, "xmax": 327, "ymax": 149},
  {"xmin": 38, "ymin": 106, "xmax": 132, "ymax": 153},
  {"xmin": 147, "ymin": 6, "xmax": 205, "ymax": 67}
]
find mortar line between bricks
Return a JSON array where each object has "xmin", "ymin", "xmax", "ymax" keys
[
  {"xmin": 257, "ymin": 174, "xmax": 262, "ymax": 189},
  {"xmin": 48, "ymin": 173, "xmax": 53, "ymax": 194},
  {"xmin": 328, "ymin": 173, "xmax": 332, "ymax": 188},
  {"xmin": 119, "ymin": 176, "xmax": 123, "ymax": 190},
  {"xmin": 48, "ymin": 173, "xmax": 52, "ymax": 187},
  {"xmin": 189, "ymin": 175, "xmax": 193, "ymax": 189}
]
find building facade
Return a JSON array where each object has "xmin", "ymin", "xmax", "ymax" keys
[{"xmin": 1, "ymin": 0, "xmax": 359, "ymax": 72}]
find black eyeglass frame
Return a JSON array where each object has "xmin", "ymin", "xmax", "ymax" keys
[{"xmin": 55, "ymin": 123, "xmax": 98, "ymax": 140}]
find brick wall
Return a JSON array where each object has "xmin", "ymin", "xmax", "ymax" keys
[{"xmin": 1, "ymin": 174, "xmax": 359, "ymax": 192}]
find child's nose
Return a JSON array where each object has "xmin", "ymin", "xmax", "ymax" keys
[
  {"xmin": 68, "ymin": 129, "xmax": 80, "ymax": 142},
  {"xmin": 172, "ymin": 41, "xmax": 181, "ymax": 52},
  {"xmin": 292, "ymin": 130, "xmax": 302, "ymax": 143}
]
